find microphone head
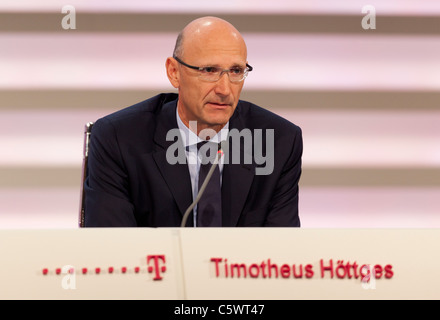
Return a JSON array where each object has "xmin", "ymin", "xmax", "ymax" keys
[{"xmin": 218, "ymin": 140, "xmax": 227, "ymax": 157}]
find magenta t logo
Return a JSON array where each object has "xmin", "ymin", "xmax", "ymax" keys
[{"xmin": 147, "ymin": 255, "xmax": 167, "ymax": 280}]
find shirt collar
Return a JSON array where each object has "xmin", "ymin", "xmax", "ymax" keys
[{"xmin": 176, "ymin": 106, "xmax": 229, "ymax": 147}]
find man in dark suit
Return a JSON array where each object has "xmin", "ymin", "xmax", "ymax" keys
[{"xmin": 84, "ymin": 16, "xmax": 302, "ymax": 227}]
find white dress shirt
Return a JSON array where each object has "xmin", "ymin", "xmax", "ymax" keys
[{"xmin": 176, "ymin": 107, "xmax": 229, "ymax": 226}]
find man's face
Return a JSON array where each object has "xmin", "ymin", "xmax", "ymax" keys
[{"xmin": 172, "ymin": 30, "xmax": 247, "ymax": 133}]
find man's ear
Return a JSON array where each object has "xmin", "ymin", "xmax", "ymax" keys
[{"xmin": 165, "ymin": 57, "xmax": 180, "ymax": 88}]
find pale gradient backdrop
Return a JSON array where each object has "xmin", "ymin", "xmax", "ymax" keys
[{"xmin": 1, "ymin": 1, "xmax": 439, "ymax": 228}]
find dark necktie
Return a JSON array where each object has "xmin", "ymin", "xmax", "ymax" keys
[{"xmin": 197, "ymin": 141, "xmax": 222, "ymax": 227}]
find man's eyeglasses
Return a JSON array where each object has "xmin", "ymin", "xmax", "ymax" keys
[{"xmin": 173, "ymin": 55, "xmax": 253, "ymax": 83}]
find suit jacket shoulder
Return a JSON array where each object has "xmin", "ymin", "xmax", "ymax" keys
[{"xmin": 98, "ymin": 92, "xmax": 178, "ymax": 125}]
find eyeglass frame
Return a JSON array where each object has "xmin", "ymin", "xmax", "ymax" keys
[{"xmin": 173, "ymin": 55, "xmax": 253, "ymax": 82}]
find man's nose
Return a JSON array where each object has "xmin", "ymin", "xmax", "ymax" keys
[{"xmin": 214, "ymin": 72, "xmax": 232, "ymax": 96}]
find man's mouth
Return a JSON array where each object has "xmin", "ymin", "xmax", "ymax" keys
[{"xmin": 207, "ymin": 102, "xmax": 230, "ymax": 108}]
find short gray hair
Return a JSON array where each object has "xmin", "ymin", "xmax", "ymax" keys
[{"xmin": 173, "ymin": 30, "xmax": 184, "ymax": 58}]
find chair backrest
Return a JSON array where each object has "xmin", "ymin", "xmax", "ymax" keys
[{"xmin": 78, "ymin": 122, "xmax": 94, "ymax": 227}]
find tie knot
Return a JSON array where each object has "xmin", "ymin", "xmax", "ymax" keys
[
  {"xmin": 185, "ymin": 140, "xmax": 218, "ymax": 151},
  {"xmin": 197, "ymin": 140, "xmax": 219, "ymax": 150},
  {"xmin": 198, "ymin": 141, "xmax": 221, "ymax": 164}
]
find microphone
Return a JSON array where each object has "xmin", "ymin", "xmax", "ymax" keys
[{"xmin": 180, "ymin": 142, "xmax": 225, "ymax": 228}]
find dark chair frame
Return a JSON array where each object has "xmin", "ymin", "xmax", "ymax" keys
[{"xmin": 78, "ymin": 122, "xmax": 94, "ymax": 227}]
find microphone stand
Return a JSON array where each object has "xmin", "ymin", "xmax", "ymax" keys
[{"xmin": 180, "ymin": 148, "xmax": 224, "ymax": 228}]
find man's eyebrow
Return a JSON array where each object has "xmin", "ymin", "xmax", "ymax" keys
[
  {"xmin": 231, "ymin": 63, "xmax": 246, "ymax": 68},
  {"xmin": 202, "ymin": 63, "xmax": 246, "ymax": 68}
]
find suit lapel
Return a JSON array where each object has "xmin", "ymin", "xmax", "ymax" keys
[
  {"xmin": 151, "ymin": 98, "xmax": 256, "ymax": 227},
  {"xmin": 222, "ymin": 103, "xmax": 256, "ymax": 227},
  {"xmin": 152, "ymin": 99, "xmax": 193, "ymax": 222}
]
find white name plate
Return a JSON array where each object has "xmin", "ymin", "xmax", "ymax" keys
[
  {"xmin": 0, "ymin": 228, "xmax": 184, "ymax": 299},
  {"xmin": 178, "ymin": 228, "xmax": 440, "ymax": 300},
  {"xmin": 1, "ymin": 228, "xmax": 439, "ymax": 299}
]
